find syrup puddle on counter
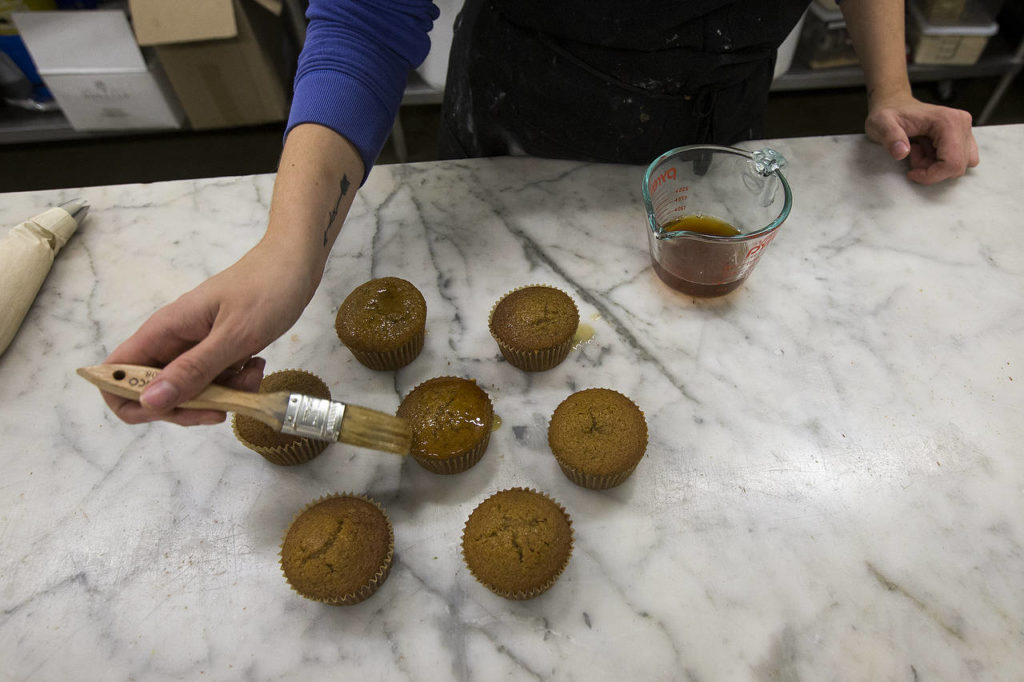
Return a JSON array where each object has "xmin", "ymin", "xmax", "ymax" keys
[
  {"xmin": 573, "ymin": 323, "xmax": 596, "ymax": 349},
  {"xmin": 491, "ymin": 415, "xmax": 503, "ymax": 432}
]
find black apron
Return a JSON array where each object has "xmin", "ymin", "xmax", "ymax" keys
[{"xmin": 439, "ymin": 0, "xmax": 810, "ymax": 164}]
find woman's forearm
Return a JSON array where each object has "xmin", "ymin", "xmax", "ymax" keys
[{"xmin": 260, "ymin": 122, "xmax": 366, "ymax": 302}]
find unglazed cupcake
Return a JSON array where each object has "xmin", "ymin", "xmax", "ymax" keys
[
  {"xmin": 280, "ymin": 494, "xmax": 394, "ymax": 605},
  {"xmin": 547, "ymin": 388, "xmax": 648, "ymax": 489},
  {"xmin": 488, "ymin": 285, "xmax": 579, "ymax": 371},
  {"xmin": 397, "ymin": 376, "xmax": 493, "ymax": 474},
  {"xmin": 335, "ymin": 276, "xmax": 427, "ymax": 370},
  {"xmin": 232, "ymin": 369, "xmax": 331, "ymax": 465},
  {"xmin": 461, "ymin": 488, "xmax": 573, "ymax": 600}
]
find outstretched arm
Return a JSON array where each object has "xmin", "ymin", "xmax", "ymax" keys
[
  {"xmin": 841, "ymin": 0, "xmax": 979, "ymax": 184},
  {"xmin": 101, "ymin": 0, "xmax": 439, "ymax": 425}
]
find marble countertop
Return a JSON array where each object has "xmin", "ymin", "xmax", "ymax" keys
[{"xmin": 1, "ymin": 126, "xmax": 1021, "ymax": 681}]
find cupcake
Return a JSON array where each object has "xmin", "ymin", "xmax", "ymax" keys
[
  {"xmin": 397, "ymin": 376, "xmax": 493, "ymax": 474},
  {"xmin": 488, "ymin": 285, "xmax": 579, "ymax": 372},
  {"xmin": 279, "ymin": 494, "xmax": 394, "ymax": 606},
  {"xmin": 461, "ymin": 488, "xmax": 573, "ymax": 600},
  {"xmin": 335, "ymin": 277, "xmax": 427, "ymax": 370},
  {"xmin": 233, "ymin": 369, "xmax": 331, "ymax": 465},
  {"xmin": 547, "ymin": 388, "xmax": 648, "ymax": 489}
]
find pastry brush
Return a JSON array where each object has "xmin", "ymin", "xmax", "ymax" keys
[{"xmin": 77, "ymin": 364, "xmax": 411, "ymax": 455}]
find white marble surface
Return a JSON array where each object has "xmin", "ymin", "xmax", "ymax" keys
[{"xmin": 1, "ymin": 126, "xmax": 1022, "ymax": 681}]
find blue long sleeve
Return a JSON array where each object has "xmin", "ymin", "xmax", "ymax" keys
[{"xmin": 286, "ymin": 0, "xmax": 439, "ymax": 183}]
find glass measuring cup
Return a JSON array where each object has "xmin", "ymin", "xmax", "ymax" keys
[{"xmin": 641, "ymin": 145, "xmax": 792, "ymax": 297}]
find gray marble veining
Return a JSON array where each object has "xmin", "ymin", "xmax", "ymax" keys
[{"xmin": 1, "ymin": 127, "xmax": 1022, "ymax": 680}]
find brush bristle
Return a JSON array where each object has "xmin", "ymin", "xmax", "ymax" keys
[{"xmin": 339, "ymin": 405, "xmax": 412, "ymax": 455}]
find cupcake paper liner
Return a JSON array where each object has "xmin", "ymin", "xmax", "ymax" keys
[
  {"xmin": 232, "ymin": 421, "xmax": 330, "ymax": 466},
  {"xmin": 279, "ymin": 493, "xmax": 395, "ymax": 606},
  {"xmin": 401, "ymin": 376, "xmax": 494, "ymax": 475},
  {"xmin": 488, "ymin": 284, "xmax": 580, "ymax": 372},
  {"xmin": 493, "ymin": 335, "xmax": 575, "ymax": 372},
  {"xmin": 461, "ymin": 487, "xmax": 574, "ymax": 600},
  {"xmin": 347, "ymin": 326, "xmax": 425, "ymax": 371},
  {"xmin": 232, "ymin": 369, "xmax": 331, "ymax": 466},
  {"xmin": 548, "ymin": 388, "xmax": 648, "ymax": 490},
  {"xmin": 554, "ymin": 461, "xmax": 640, "ymax": 490}
]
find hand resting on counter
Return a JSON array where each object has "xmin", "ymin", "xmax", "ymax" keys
[{"xmin": 866, "ymin": 93, "xmax": 980, "ymax": 185}]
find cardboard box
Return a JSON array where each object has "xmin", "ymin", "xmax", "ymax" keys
[
  {"xmin": 129, "ymin": 0, "xmax": 288, "ymax": 130},
  {"xmin": 909, "ymin": 0, "xmax": 998, "ymax": 65},
  {"xmin": 12, "ymin": 9, "xmax": 183, "ymax": 130}
]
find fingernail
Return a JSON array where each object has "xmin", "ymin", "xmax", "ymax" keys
[
  {"xmin": 200, "ymin": 413, "xmax": 226, "ymax": 425},
  {"xmin": 141, "ymin": 380, "xmax": 179, "ymax": 410},
  {"xmin": 891, "ymin": 141, "xmax": 910, "ymax": 158}
]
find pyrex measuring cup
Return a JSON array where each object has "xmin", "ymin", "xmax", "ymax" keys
[{"xmin": 642, "ymin": 145, "xmax": 792, "ymax": 297}]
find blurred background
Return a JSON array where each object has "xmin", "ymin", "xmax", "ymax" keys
[{"xmin": 1, "ymin": 0, "xmax": 1021, "ymax": 192}]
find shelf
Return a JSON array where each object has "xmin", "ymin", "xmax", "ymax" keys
[
  {"xmin": 0, "ymin": 109, "xmax": 90, "ymax": 145},
  {"xmin": 1, "ymin": 70, "xmax": 442, "ymax": 147},
  {"xmin": 773, "ymin": 52, "xmax": 1023, "ymax": 91},
  {"xmin": 0, "ymin": 107, "xmax": 180, "ymax": 146},
  {"xmin": 773, "ymin": 28, "xmax": 1024, "ymax": 92}
]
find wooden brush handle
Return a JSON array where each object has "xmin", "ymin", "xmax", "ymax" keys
[{"xmin": 76, "ymin": 364, "xmax": 288, "ymax": 429}]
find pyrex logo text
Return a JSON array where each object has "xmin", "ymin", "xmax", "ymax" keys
[{"xmin": 648, "ymin": 167, "xmax": 676, "ymax": 194}]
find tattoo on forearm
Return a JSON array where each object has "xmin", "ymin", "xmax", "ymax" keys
[{"xmin": 324, "ymin": 174, "xmax": 351, "ymax": 247}]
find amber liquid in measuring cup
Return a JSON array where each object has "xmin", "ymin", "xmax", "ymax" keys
[
  {"xmin": 652, "ymin": 215, "xmax": 750, "ymax": 297},
  {"xmin": 662, "ymin": 215, "xmax": 740, "ymax": 237}
]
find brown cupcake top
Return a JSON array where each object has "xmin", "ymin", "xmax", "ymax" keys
[
  {"xmin": 235, "ymin": 370, "xmax": 331, "ymax": 448},
  {"xmin": 280, "ymin": 495, "xmax": 393, "ymax": 603},
  {"xmin": 336, "ymin": 277, "xmax": 427, "ymax": 353},
  {"xmin": 462, "ymin": 488, "xmax": 573, "ymax": 597},
  {"xmin": 397, "ymin": 376, "xmax": 493, "ymax": 460},
  {"xmin": 548, "ymin": 388, "xmax": 648, "ymax": 477},
  {"xmin": 489, "ymin": 286, "xmax": 579, "ymax": 352}
]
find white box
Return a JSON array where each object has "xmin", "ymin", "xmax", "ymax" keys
[
  {"xmin": 415, "ymin": 0, "xmax": 459, "ymax": 91},
  {"xmin": 12, "ymin": 10, "xmax": 183, "ymax": 131},
  {"xmin": 38, "ymin": 71, "xmax": 184, "ymax": 130},
  {"xmin": 774, "ymin": 7, "xmax": 809, "ymax": 80}
]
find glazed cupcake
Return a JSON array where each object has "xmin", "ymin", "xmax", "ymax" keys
[
  {"xmin": 233, "ymin": 369, "xmax": 331, "ymax": 465},
  {"xmin": 335, "ymin": 276, "xmax": 427, "ymax": 370},
  {"xmin": 279, "ymin": 494, "xmax": 394, "ymax": 605},
  {"xmin": 488, "ymin": 285, "xmax": 579, "ymax": 371},
  {"xmin": 397, "ymin": 376, "xmax": 493, "ymax": 474},
  {"xmin": 461, "ymin": 488, "xmax": 573, "ymax": 600},
  {"xmin": 547, "ymin": 388, "xmax": 648, "ymax": 489}
]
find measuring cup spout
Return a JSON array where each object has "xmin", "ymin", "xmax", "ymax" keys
[
  {"xmin": 744, "ymin": 148, "xmax": 789, "ymax": 208},
  {"xmin": 751, "ymin": 148, "xmax": 787, "ymax": 176}
]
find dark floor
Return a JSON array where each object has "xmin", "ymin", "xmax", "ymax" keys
[{"xmin": 1, "ymin": 72, "xmax": 1021, "ymax": 193}]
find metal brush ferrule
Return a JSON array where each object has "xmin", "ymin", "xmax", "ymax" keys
[{"xmin": 280, "ymin": 394, "xmax": 345, "ymax": 442}]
